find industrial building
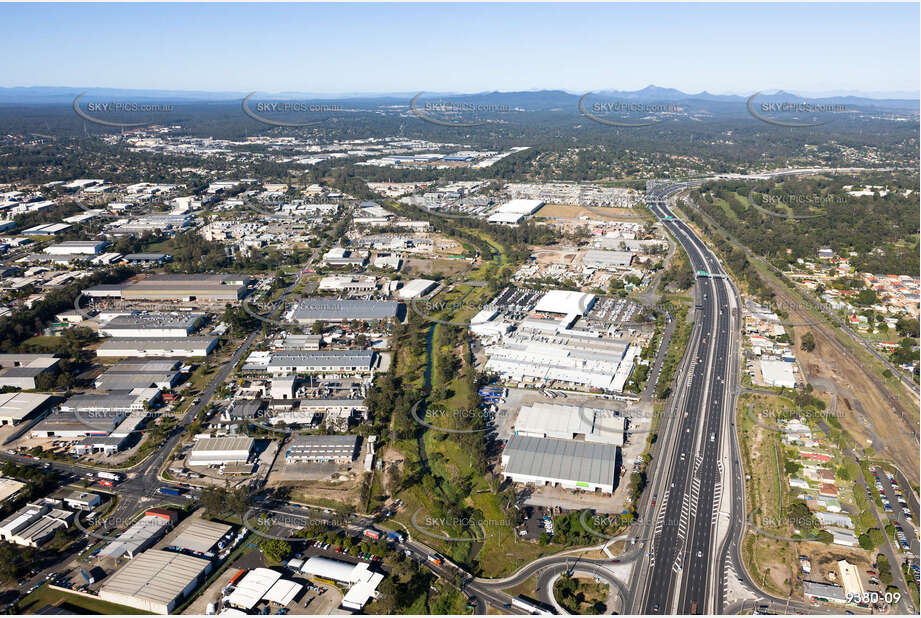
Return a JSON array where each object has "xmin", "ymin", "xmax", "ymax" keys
[
  {"xmin": 166, "ymin": 518, "xmax": 233, "ymax": 557},
  {"xmin": 582, "ymin": 249, "xmax": 635, "ymax": 269},
  {"xmin": 96, "ymin": 337, "xmax": 218, "ymax": 358},
  {"xmin": 0, "ymin": 501, "xmax": 74, "ymax": 547},
  {"xmin": 84, "ymin": 274, "xmax": 252, "ymax": 302},
  {"xmin": 286, "ymin": 298, "xmax": 399, "ymax": 323},
  {"xmin": 318, "ymin": 275, "xmax": 378, "ymax": 293},
  {"xmin": 514, "ymin": 403, "xmax": 625, "ymax": 446},
  {"xmin": 500, "ymin": 435, "xmax": 619, "ymax": 493},
  {"xmin": 484, "ymin": 334, "xmax": 633, "ymax": 392},
  {"xmin": 397, "ymin": 279, "xmax": 438, "ymax": 299},
  {"xmin": 760, "ymin": 359, "xmax": 797, "ymax": 388},
  {"xmin": 285, "ymin": 434, "xmax": 360, "ymax": 463},
  {"xmin": 486, "ymin": 199, "xmax": 544, "ymax": 226},
  {"xmin": 322, "ymin": 247, "xmax": 367, "ymax": 267},
  {"xmin": 226, "ymin": 568, "xmax": 284, "ymax": 611},
  {"xmin": 299, "ymin": 557, "xmax": 383, "ymax": 610},
  {"xmin": 99, "ymin": 511, "xmax": 175, "ymax": 560},
  {"xmin": 99, "ymin": 549, "xmax": 212, "ymax": 614},
  {"xmin": 803, "ymin": 581, "xmax": 847, "ymax": 604},
  {"xmin": 0, "ymin": 354, "xmax": 60, "ymax": 390},
  {"xmin": 44, "ymin": 240, "xmax": 108, "ymax": 255},
  {"xmin": 98, "ymin": 312, "xmax": 205, "ymax": 338},
  {"xmin": 533, "ymin": 290, "xmax": 596, "ymax": 317},
  {"xmin": 0, "ymin": 392, "xmax": 56, "ymax": 426},
  {"xmin": 95, "ymin": 359, "xmax": 182, "ymax": 391},
  {"xmin": 244, "ymin": 349, "xmax": 375, "ymax": 375},
  {"xmin": 188, "ymin": 436, "xmax": 254, "ymax": 467}
]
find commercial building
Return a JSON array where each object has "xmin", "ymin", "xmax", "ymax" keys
[
  {"xmin": 534, "ymin": 290, "xmax": 596, "ymax": 317},
  {"xmin": 188, "ymin": 436, "xmax": 254, "ymax": 467},
  {"xmin": 837, "ymin": 560, "xmax": 864, "ymax": 601},
  {"xmin": 0, "ymin": 354, "xmax": 60, "ymax": 390},
  {"xmin": 514, "ymin": 403, "xmax": 625, "ymax": 446},
  {"xmin": 285, "ymin": 434, "xmax": 360, "ymax": 463},
  {"xmin": 99, "ymin": 512, "xmax": 173, "ymax": 560},
  {"xmin": 397, "ymin": 279, "xmax": 438, "ymax": 300},
  {"xmin": 62, "ymin": 491, "xmax": 101, "ymax": 511},
  {"xmin": 500, "ymin": 435, "xmax": 619, "ymax": 493},
  {"xmin": 322, "ymin": 247, "xmax": 367, "ymax": 267},
  {"xmin": 815, "ymin": 511, "xmax": 853, "ymax": 529},
  {"xmin": 0, "ymin": 501, "xmax": 74, "ymax": 547},
  {"xmin": 286, "ymin": 298, "xmax": 399, "ymax": 323},
  {"xmin": 760, "ymin": 359, "xmax": 797, "ymax": 388},
  {"xmin": 244, "ymin": 350, "xmax": 375, "ymax": 375},
  {"xmin": 0, "ymin": 392, "xmax": 56, "ymax": 426},
  {"xmin": 96, "ymin": 337, "xmax": 218, "ymax": 358},
  {"xmin": 85, "ymin": 274, "xmax": 251, "ymax": 302},
  {"xmin": 299, "ymin": 557, "xmax": 383, "ymax": 610},
  {"xmin": 99, "ymin": 312, "xmax": 205, "ymax": 338},
  {"xmin": 99, "ymin": 549, "xmax": 212, "ymax": 614}
]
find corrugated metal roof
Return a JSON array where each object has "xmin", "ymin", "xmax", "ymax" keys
[{"xmin": 503, "ymin": 435, "xmax": 617, "ymax": 486}]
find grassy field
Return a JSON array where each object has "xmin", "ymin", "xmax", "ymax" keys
[{"xmin": 16, "ymin": 585, "xmax": 151, "ymax": 615}]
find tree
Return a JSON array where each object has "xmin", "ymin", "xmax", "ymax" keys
[
  {"xmin": 260, "ymin": 538, "xmax": 291, "ymax": 563},
  {"xmin": 800, "ymin": 331, "xmax": 816, "ymax": 352}
]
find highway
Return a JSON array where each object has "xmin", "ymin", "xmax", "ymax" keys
[{"xmin": 631, "ymin": 182, "xmax": 741, "ymax": 614}]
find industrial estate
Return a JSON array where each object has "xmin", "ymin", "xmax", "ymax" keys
[{"xmin": 0, "ymin": 2, "xmax": 918, "ymax": 617}]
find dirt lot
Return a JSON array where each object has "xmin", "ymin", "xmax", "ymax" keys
[
  {"xmin": 535, "ymin": 204, "xmax": 642, "ymax": 221},
  {"xmin": 404, "ymin": 257, "xmax": 471, "ymax": 278}
]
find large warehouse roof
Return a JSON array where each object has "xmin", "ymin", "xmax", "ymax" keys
[
  {"xmin": 502, "ymin": 435, "xmax": 618, "ymax": 487},
  {"xmin": 515, "ymin": 403, "xmax": 624, "ymax": 446},
  {"xmin": 226, "ymin": 568, "xmax": 282, "ymax": 610},
  {"xmin": 99, "ymin": 549, "xmax": 210, "ymax": 614},
  {"xmin": 534, "ymin": 290, "xmax": 595, "ymax": 316}
]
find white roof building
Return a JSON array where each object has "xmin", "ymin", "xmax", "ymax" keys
[
  {"xmin": 188, "ymin": 437, "xmax": 254, "ymax": 467},
  {"xmin": 534, "ymin": 290, "xmax": 596, "ymax": 316},
  {"xmin": 226, "ymin": 568, "xmax": 282, "ymax": 611},
  {"xmin": 760, "ymin": 359, "xmax": 797, "ymax": 388},
  {"xmin": 397, "ymin": 279, "xmax": 437, "ymax": 299}
]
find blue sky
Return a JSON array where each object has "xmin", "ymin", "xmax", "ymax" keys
[{"xmin": 3, "ymin": 3, "xmax": 918, "ymax": 96}]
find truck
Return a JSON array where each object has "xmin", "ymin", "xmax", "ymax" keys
[
  {"xmin": 427, "ymin": 554, "xmax": 443, "ymax": 566},
  {"xmin": 97, "ymin": 471, "xmax": 122, "ymax": 482},
  {"xmin": 80, "ymin": 569, "xmax": 94, "ymax": 585},
  {"xmin": 387, "ymin": 531, "xmax": 405, "ymax": 543},
  {"xmin": 363, "ymin": 529, "xmax": 381, "ymax": 541},
  {"xmin": 158, "ymin": 486, "xmax": 181, "ymax": 496},
  {"xmin": 98, "ymin": 480, "xmax": 113, "ymax": 487},
  {"xmin": 799, "ymin": 555, "xmax": 812, "ymax": 574}
]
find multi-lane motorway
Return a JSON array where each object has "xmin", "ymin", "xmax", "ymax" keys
[{"xmin": 630, "ymin": 182, "xmax": 742, "ymax": 614}]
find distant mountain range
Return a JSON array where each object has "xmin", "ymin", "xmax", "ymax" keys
[{"xmin": 0, "ymin": 85, "xmax": 916, "ymax": 111}]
